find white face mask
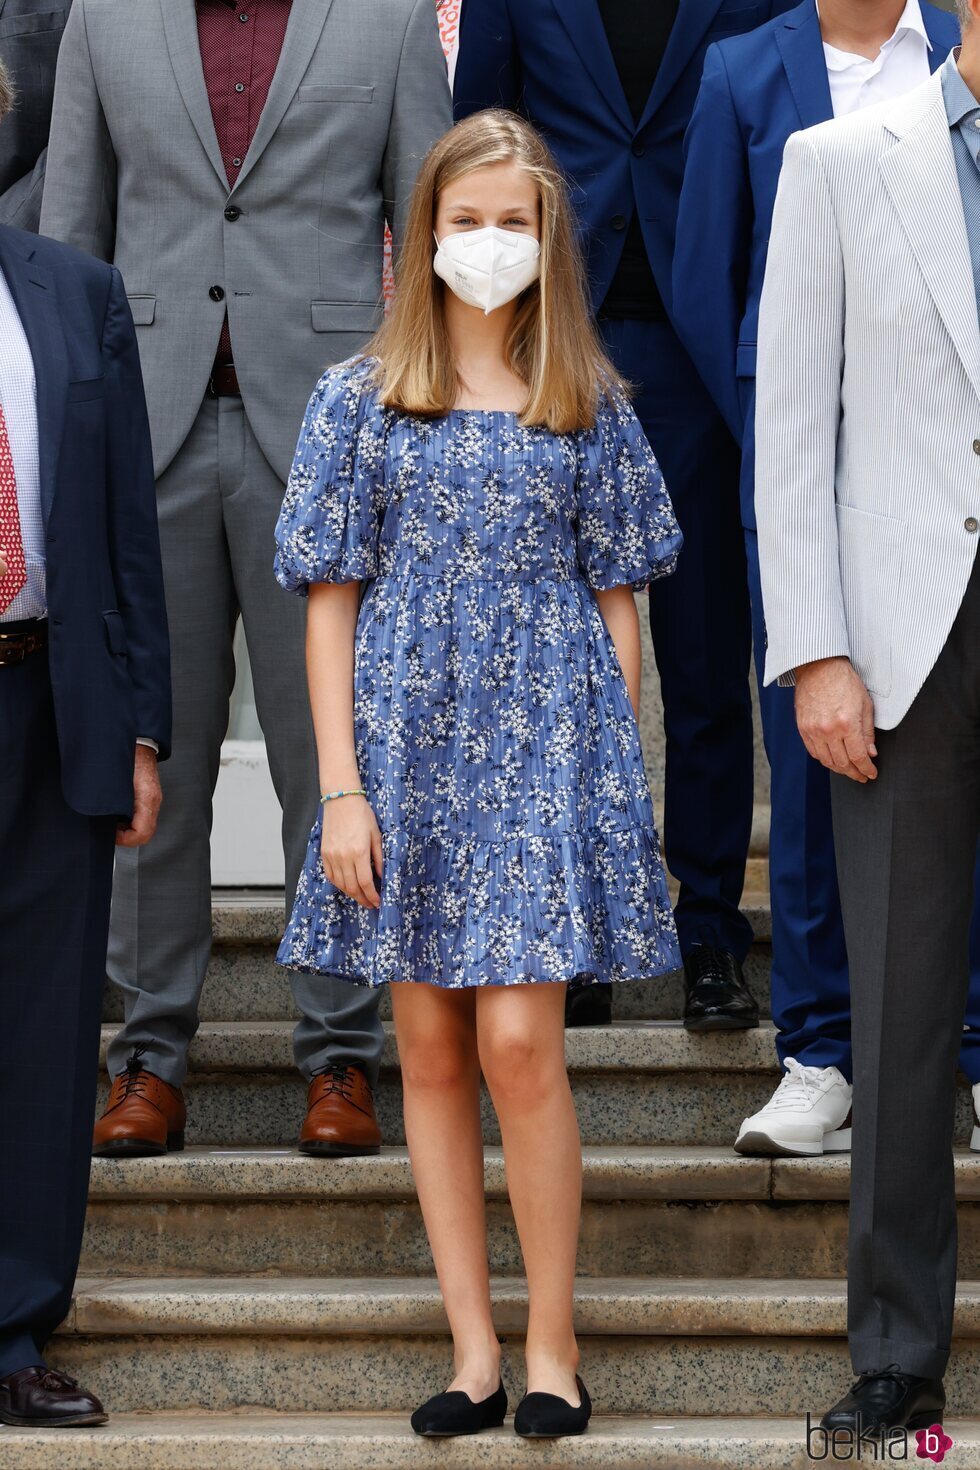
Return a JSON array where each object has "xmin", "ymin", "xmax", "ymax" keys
[{"xmin": 433, "ymin": 226, "xmax": 541, "ymax": 315}]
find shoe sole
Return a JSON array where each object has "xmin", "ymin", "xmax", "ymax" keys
[
  {"xmin": 734, "ymin": 1129, "xmax": 852, "ymax": 1158},
  {"xmin": 515, "ymin": 1427, "xmax": 590, "ymax": 1439},
  {"xmin": 0, "ymin": 1412, "xmax": 109, "ymax": 1428},
  {"xmin": 414, "ymin": 1423, "xmax": 506, "ymax": 1438},
  {"xmin": 298, "ymin": 1141, "xmax": 382, "ymax": 1158},
  {"xmin": 683, "ymin": 1016, "xmax": 760, "ymax": 1033},
  {"xmin": 92, "ymin": 1132, "xmax": 184, "ymax": 1159}
]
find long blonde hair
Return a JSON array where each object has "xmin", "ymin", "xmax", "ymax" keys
[{"xmin": 365, "ymin": 110, "xmax": 625, "ymax": 434}]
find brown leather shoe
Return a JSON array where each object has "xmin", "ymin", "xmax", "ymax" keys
[
  {"xmin": 299, "ymin": 1065, "xmax": 381, "ymax": 1157},
  {"xmin": 0, "ymin": 1367, "xmax": 108, "ymax": 1427},
  {"xmin": 93, "ymin": 1049, "xmax": 186, "ymax": 1158}
]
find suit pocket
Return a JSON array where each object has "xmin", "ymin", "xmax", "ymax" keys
[
  {"xmin": 312, "ymin": 301, "xmax": 384, "ymax": 333},
  {"xmin": 296, "ymin": 84, "xmax": 374, "ymax": 104},
  {"xmin": 0, "ymin": 9, "xmax": 69, "ymax": 38},
  {"xmin": 103, "ymin": 610, "xmax": 128, "ymax": 658},
  {"xmin": 66, "ymin": 376, "xmax": 105, "ymax": 404},
  {"xmin": 127, "ymin": 295, "xmax": 157, "ymax": 326},
  {"xmin": 835, "ymin": 503, "xmax": 906, "ymax": 699}
]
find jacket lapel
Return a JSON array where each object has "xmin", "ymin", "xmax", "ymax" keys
[
  {"xmin": 0, "ymin": 229, "xmax": 68, "ymax": 528},
  {"xmin": 232, "ymin": 0, "xmax": 337, "ymax": 192},
  {"xmin": 637, "ymin": 0, "xmax": 726, "ymax": 134},
  {"xmin": 160, "ymin": 0, "xmax": 229, "ymax": 192},
  {"xmin": 878, "ymin": 77, "xmax": 980, "ymax": 405},
  {"xmin": 774, "ymin": 1, "xmax": 834, "ymax": 129},
  {"xmin": 547, "ymin": 0, "xmax": 633, "ymax": 135}
]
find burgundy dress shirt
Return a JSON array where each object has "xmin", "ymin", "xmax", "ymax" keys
[{"xmin": 197, "ymin": 0, "xmax": 293, "ymax": 361}]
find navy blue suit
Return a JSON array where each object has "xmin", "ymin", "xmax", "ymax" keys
[
  {"xmin": 671, "ymin": 1, "xmax": 980, "ymax": 1082},
  {"xmin": 0, "ymin": 223, "xmax": 170, "ymax": 1377},
  {"xmin": 455, "ymin": 0, "xmax": 796, "ymax": 962}
]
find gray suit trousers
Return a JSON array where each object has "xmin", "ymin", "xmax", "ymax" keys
[
  {"xmin": 106, "ymin": 395, "xmax": 384, "ymax": 1088},
  {"xmin": 831, "ymin": 553, "xmax": 980, "ymax": 1380}
]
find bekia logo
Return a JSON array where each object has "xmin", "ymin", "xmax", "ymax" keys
[
  {"xmin": 915, "ymin": 1425, "xmax": 953, "ymax": 1463},
  {"xmin": 806, "ymin": 1415, "xmax": 955, "ymax": 1461}
]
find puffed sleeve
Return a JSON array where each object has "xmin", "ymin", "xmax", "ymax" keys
[
  {"xmin": 274, "ymin": 358, "xmax": 386, "ymax": 594},
  {"xmin": 574, "ymin": 387, "xmax": 683, "ymax": 591}
]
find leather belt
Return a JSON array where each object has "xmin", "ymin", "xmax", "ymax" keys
[
  {"xmin": 207, "ymin": 360, "xmax": 241, "ymax": 398},
  {"xmin": 0, "ymin": 620, "xmax": 48, "ymax": 667}
]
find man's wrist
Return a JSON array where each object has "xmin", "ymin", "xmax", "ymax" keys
[
  {"xmin": 794, "ymin": 655, "xmax": 850, "ymax": 683},
  {"xmin": 136, "ymin": 737, "xmax": 159, "ymax": 756}
]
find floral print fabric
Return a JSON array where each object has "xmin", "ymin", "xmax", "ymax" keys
[{"xmin": 274, "ymin": 357, "xmax": 683, "ymax": 988}]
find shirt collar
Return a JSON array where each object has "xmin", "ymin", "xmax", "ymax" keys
[
  {"xmin": 820, "ymin": 0, "xmax": 931, "ymax": 72},
  {"xmin": 943, "ymin": 46, "xmax": 980, "ymax": 129}
]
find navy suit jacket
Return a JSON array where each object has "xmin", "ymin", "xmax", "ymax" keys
[
  {"xmin": 0, "ymin": 225, "xmax": 171, "ymax": 817},
  {"xmin": 672, "ymin": 0, "xmax": 959, "ymax": 445},
  {"xmin": 454, "ymin": 0, "xmax": 798, "ymax": 317}
]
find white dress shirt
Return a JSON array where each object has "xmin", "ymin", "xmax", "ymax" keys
[
  {"xmin": 0, "ymin": 262, "xmax": 45, "ymax": 623},
  {"xmin": 822, "ymin": 0, "xmax": 932, "ymax": 117}
]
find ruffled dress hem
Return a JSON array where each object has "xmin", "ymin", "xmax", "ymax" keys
[{"xmin": 276, "ymin": 821, "xmax": 682, "ymax": 990}]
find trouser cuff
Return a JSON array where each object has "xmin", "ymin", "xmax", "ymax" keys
[{"xmin": 850, "ymin": 1336, "xmax": 949, "ymax": 1380}]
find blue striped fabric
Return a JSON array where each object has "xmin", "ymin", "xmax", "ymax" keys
[{"xmin": 943, "ymin": 50, "xmax": 980, "ymax": 320}]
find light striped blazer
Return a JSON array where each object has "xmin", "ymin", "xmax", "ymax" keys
[{"xmin": 755, "ymin": 69, "xmax": 980, "ymax": 731}]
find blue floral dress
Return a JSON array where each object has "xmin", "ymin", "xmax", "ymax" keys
[{"xmin": 274, "ymin": 357, "xmax": 683, "ymax": 989}]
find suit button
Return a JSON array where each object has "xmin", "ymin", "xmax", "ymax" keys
[
  {"xmin": 611, "ymin": 214, "xmax": 627, "ymax": 230},
  {"xmin": 225, "ymin": 206, "xmax": 241, "ymax": 222},
  {"xmin": 631, "ymin": 141, "xmax": 646, "ymax": 157},
  {"xmin": 209, "ymin": 285, "xmax": 225, "ymax": 302},
  {"xmin": 974, "ymin": 439, "xmax": 980, "ymax": 454},
  {"xmin": 967, "ymin": 518, "xmax": 979, "ymax": 533}
]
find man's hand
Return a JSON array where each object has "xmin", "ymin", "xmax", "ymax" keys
[
  {"xmin": 794, "ymin": 657, "xmax": 877, "ymax": 783},
  {"xmin": 116, "ymin": 744, "xmax": 163, "ymax": 846}
]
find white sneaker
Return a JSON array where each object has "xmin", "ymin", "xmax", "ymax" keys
[
  {"xmin": 971, "ymin": 1083, "xmax": 980, "ymax": 1152},
  {"xmin": 734, "ymin": 1057, "xmax": 853, "ymax": 1157}
]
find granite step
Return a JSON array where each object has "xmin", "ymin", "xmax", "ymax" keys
[
  {"xmin": 96, "ymin": 1019, "xmax": 979, "ymax": 1149},
  {"xmin": 102, "ymin": 891, "xmax": 775, "ymax": 1024},
  {"xmin": 45, "ymin": 1276, "xmax": 980, "ymax": 1415},
  {"xmin": 81, "ymin": 1145, "xmax": 980, "ymax": 1278},
  {"xmin": 5, "ymin": 1412, "xmax": 971, "ymax": 1470}
]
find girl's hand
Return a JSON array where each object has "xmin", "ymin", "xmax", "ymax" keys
[{"xmin": 320, "ymin": 796, "xmax": 384, "ymax": 909}]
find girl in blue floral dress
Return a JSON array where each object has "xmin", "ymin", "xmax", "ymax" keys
[{"xmin": 275, "ymin": 112, "xmax": 682, "ymax": 1440}]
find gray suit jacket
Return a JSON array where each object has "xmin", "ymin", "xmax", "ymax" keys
[
  {"xmin": 0, "ymin": 0, "xmax": 71, "ymax": 231},
  {"xmin": 755, "ymin": 72, "xmax": 980, "ymax": 731},
  {"xmin": 40, "ymin": 0, "xmax": 452, "ymax": 481}
]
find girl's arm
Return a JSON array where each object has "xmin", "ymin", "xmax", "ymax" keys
[
  {"xmin": 595, "ymin": 586, "xmax": 642, "ymax": 720},
  {"xmin": 307, "ymin": 582, "xmax": 383, "ymax": 909}
]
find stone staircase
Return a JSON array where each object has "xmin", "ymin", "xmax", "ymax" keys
[{"xmin": 5, "ymin": 887, "xmax": 980, "ymax": 1467}]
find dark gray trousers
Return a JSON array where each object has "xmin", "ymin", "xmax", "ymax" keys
[
  {"xmin": 106, "ymin": 397, "xmax": 384, "ymax": 1088},
  {"xmin": 831, "ymin": 556, "xmax": 980, "ymax": 1379}
]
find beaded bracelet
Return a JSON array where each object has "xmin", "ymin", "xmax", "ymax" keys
[{"xmin": 320, "ymin": 788, "xmax": 368, "ymax": 804}]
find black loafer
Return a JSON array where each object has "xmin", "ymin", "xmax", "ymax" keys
[
  {"xmin": 0, "ymin": 1366, "xmax": 108, "ymax": 1427},
  {"xmin": 565, "ymin": 980, "xmax": 612, "ymax": 1027},
  {"xmin": 514, "ymin": 1375, "xmax": 592, "ymax": 1438},
  {"xmin": 820, "ymin": 1370, "xmax": 945, "ymax": 1434},
  {"xmin": 683, "ymin": 946, "xmax": 759, "ymax": 1031},
  {"xmin": 411, "ymin": 1381, "xmax": 507, "ymax": 1437}
]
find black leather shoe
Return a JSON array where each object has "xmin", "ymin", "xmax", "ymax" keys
[
  {"xmin": 683, "ymin": 946, "xmax": 759, "ymax": 1031},
  {"xmin": 565, "ymin": 980, "xmax": 612, "ymax": 1027},
  {"xmin": 514, "ymin": 1376, "xmax": 592, "ymax": 1438},
  {"xmin": 820, "ymin": 1370, "xmax": 945, "ymax": 1434},
  {"xmin": 411, "ymin": 1381, "xmax": 507, "ymax": 1437},
  {"xmin": 0, "ymin": 1366, "xmax": 108, "ymax": 1427}
]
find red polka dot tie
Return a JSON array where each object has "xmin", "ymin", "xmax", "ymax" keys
[{"xmin": 0, "ymin": 404, "xmax": 26, "ymax": 616}]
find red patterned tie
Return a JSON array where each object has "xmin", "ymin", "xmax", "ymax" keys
[{"xmin": 0, "ymin": 404, "xmax": 26, "ymax": 615}]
